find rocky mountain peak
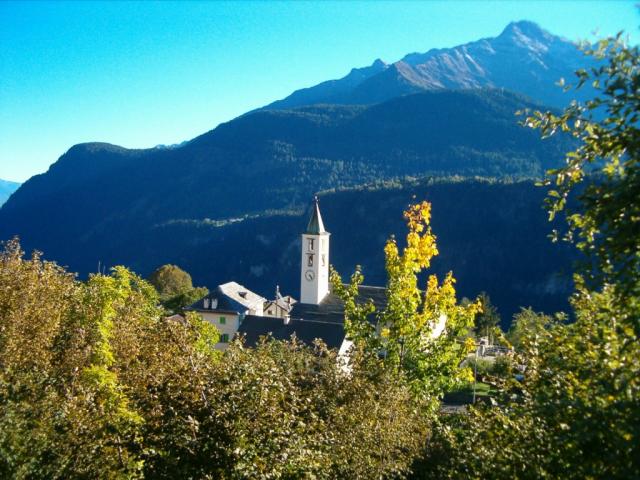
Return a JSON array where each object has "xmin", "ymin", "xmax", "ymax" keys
[
  {"xmin": 498, "ymin": 20, "xmax": 555, "ymax": 47},
  {"xmin": 263, "ymin": 20, "xmax": 588, "ymax": 111}
]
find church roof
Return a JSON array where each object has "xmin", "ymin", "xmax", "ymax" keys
[
  {"xmin": 290, "ymin": 285, "xmax": 386, "ymax": 324},
  {"xmin": 187, "ymin": 291, "xmax": 244, "ymax": 314},
  {"xmin": 238, "ymin": 315, "xmax": 345, "ymax": 349},
  {"xmin": 306, "ymin": 196, "xmax": 328, "ymax": 234},
  {"xmin": 238, "ymin": 285, "xmax": 387, "ymax": 348},
  {"xmin": 264, "ymin": 295, "xmax": 297, "ymax": 312}
]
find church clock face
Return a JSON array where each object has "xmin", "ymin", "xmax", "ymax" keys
[{"xmin": 305, "ymin": 270, "xmax": 315, "ymax": 281}]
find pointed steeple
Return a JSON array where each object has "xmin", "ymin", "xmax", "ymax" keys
[
  {"xmin": 300, "ymin": 196, "xmax": 331, "ymax": 305},
  {"xmin": 306, "ymin": 196, "xmax": 326, "ymax": 234}
]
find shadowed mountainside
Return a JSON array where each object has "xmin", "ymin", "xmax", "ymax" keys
[
  {"xmin": 20, "ymin": 177, "xmax": 574, "ymax": 326},
  {"xmin": 0, "ymin": 89, "xmax": 572, "ymax": 287}
]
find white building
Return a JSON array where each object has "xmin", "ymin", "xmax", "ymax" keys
[{"xmin": 188, "ymin": 281, "xmax": 266, "ymax": 349}]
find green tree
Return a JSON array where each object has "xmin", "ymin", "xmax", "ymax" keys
[
  {"xmin": 526, "ymin": 34, "xmax": 640, "ymax": 302},
  {"xmin": 0, "ymin": 239, "xmax": 221, "ymax": 479},
  {"xmin": 417, "ymin": 283, "xmax": 640, "ymax": 479},
  {"xmin": 0, "ymin": 239, "xmax": 431, "ymax": 478},
  {"xmin": 203, "ymin": 338, "xmax": 429, "ymax": 479},
  {"xmin": 416, "ymin": 33, "xmax": 640, "ymax": 479},
  {"xmin": 332, "ymin": 201, "xmax": 479, "ymax": 400},
  {"xmin": 148, "ymin": 264, "xmax": 208, "ymax": 313},
  {"xmin": 506, "ymin": 307, "xmax": 552, "ymax": 351},
  {"xmin": 473, "ymin": 292, "xmax": 500, "ymax": 340}
]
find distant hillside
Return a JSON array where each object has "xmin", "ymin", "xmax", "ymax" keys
[
  {"xmin": 0, "ymin": 89, "xmax": 572, "ymax": 280},
  {"xmin": 0, "ymin": 180, "xmax": 21, "ymax": 206},
  {"xmin": 156, "ymin": 178, "xmax": 575, "ymax": 326},
  {"xmin": 11, "ymin": 177, "xmax": 573, "ymax": 327},
  {"xmin": 266, "ymin": 21, "xmax": 593, "ymax": 110}
]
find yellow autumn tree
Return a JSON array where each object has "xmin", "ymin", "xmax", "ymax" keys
[{"xmin": 331, "ymin": 201, "xmax": 479, "ymax": 399}]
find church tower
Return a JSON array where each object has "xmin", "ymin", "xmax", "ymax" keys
[{"xmin": 300, "ymin": 196, "xmax": 330, "ymax": 305}]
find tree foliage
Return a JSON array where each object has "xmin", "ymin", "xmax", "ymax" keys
[
  {"xmin": 205, "ymin": 339, "xmax": 429, "ymax": 479},
  {"xmin": 0, "ymin": 238, "xmax": 431, "ymax": 479},
  {"xmin": 526, "ymin": 34, "xmax": 640, "ymax": 301},
  {"xmin": 418, "ymin": 282, "xmax": 640, "ymax": 479},
  {"xmin": 332, "ymin": 201, "xmax": 479, "ymax": 400},
  {"xmin": 473, "ymin": 292, "xmax": 501, "ymax": 339},
  {"xmin": 506, "ymin": 307, "xmax": 553, "ymax": 351},
  {"xmin": 417, "ymin": 33, "xmax": 640, "ymax": 479},
  {"xmin": 0, "ymin": 239, "xmax": 221, "ymax": 478},
  {"xmin": 148, "ymin": 263, "xmax": 208, "ymax": 313}
]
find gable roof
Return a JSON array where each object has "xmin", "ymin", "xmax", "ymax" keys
[
  {"xmin": 187, "ymin": 281, "xmax": 267, "ymax": 314},
  {"xmin": 238, "ymin": 315, "xmax": 345, "ymax": 349},
  {"xmin": 219, "ymin": 281, "xmax": 266, "ymax": 310},
  {"xmin": 264, "ymin": 295, "xmax": 296, "ymax": 312},
  {"xmin": 289, "ymin": 285, "xmax": 386, "ymax": 324},
  {"xmin": 187, "ymin": 291, "xmax": 243, "ymax": 314}
]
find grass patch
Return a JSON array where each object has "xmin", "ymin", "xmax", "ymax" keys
[{"xmin": 443, "ymin": 382, "xmax": 495, "ymax": 405}]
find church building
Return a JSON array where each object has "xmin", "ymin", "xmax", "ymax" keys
[
  {"xmin": 237, "ymin": 196, "xmax": 388, "ymax": 351},
  {"xmin": 188, "ymin": 196, "xmax": 387, "ymax": 351}
]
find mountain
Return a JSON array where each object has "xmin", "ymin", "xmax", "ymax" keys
[
  {"xmin": 266, "ymin": 21, "xmax": 593, "ymax": 110},
  {"xmin": 0, "ymin": 89, "xmax": 572, "ymax": 278},
  {"xmin": 264, "ymin": 59, "xmax": 389, "ymax": 110},
  {"xmin": 0, "ymin": 180, "xmax": 21, "ymax": 206},
  {"xmin": 9, "ymin": 177, "xmax": 577, "ymax": 326},
  {"xmin": 0, "ymin": 21, "xmax": 592, "ymax": 322},
  {"xmin": 0, "ymin": 90, "xmax": 575, "ymax": 322}
]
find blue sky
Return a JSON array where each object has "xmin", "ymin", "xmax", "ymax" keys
[{"xmin": 1, "ymin": 1, "xmax": 638, "ymax": 182}]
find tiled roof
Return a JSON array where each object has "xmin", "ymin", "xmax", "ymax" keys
[
  {"xmin": 187, "ymin": 291, "xmax": 241, "ymax": 314},
  {"xmin": 289, "ymin": 285, "xmax": 387, "ymax": 324},
  {"xmin": 187, "ymin": 281, "xmax": 267, "ymax": 314},
  {"xmin": 238, "ymin": 315, "xmax": 345, "ymax": 349},
  {"xmin": 239, "ymin": 285, "xmax": 387, "ymax": 348},
  {"xmin": 264, "ymin": 295, "xmax": 297, "ymax": 312},
  {"xmin": 219, "ymin": 281, "xmax": 266, "ymax": 309}
]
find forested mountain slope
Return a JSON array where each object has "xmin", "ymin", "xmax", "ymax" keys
[
  {"xmin": 5, "ymin": 177, "xmax": 576, "ymax": 325},
  {"xmin": 0, "ymin": 89, "xmax": 571, "ymax": 290}
]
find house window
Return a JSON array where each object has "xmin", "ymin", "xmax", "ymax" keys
[
  {"xmin": 308, "ymin": 238, "xmax": 315, "ymax": 251},
  {"xmin": 220, "ymin": 334, "xmax": 229, "ymax": 343},
  {"xmin": 307, "ymin": 254, "xmax": 314, "ymax": 267},
  {"xmin": 321, "ymin": 254, "xmax": 326, "ymax": 266},
  {"xmin": 219, "ymin": 316, "xmax": 226, "ymax": 325}
]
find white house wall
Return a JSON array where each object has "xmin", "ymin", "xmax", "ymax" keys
[{"xmin": 199, "ymin": 311, "xmax": 240, "ymax": 351}]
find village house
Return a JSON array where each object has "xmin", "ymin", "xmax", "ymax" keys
[
  {"xmin": 188, "ymin": 281, "xmax": 267, "ymax": 345},
  {"xmin": 263, "ymin": 286, "xmax": 296, "ymax": 318}
]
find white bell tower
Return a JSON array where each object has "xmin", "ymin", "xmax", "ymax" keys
[{"xmin": 300, "ymin": 196, "xmax": 330, "ymax": 305}]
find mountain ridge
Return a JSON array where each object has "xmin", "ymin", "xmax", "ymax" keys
[
  {"xmin": 265, "ymin": 20, "xmax": 592, "ymax": 111},
  {"xmin": 0, "ymin": 179, "xmax": 21, "ymax": 207},
  {"xmin": 0, "ymin": 20, "xmax": 591, "ymax": 322}
]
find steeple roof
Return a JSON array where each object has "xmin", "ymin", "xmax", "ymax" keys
[{"xmin": 306, "ymin": 196, "xmax": 327, "ymax": 234}]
